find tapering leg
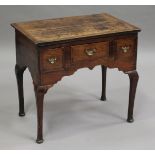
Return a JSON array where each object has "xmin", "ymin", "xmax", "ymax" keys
[
  {"xmin": 15, "ymin": 64, "xmax": 26, "ymax": 116},
  {"xmin": 101, "ymin": 65, "xmax": 107, "ymax": 101},
  {"xmin": 34, "ymin": 84, "xmax": 49, "ymax": 144},
  {"xmin": 126, "ymin": 71, "xmax": 139, "ymax": 123}
]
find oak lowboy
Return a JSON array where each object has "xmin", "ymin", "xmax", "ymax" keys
[{"xmin": 11, "ymin": 13, "xmax": 141, "ymax": 143}]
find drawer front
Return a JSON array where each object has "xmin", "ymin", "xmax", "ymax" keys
[
  {"xmin": 71, "ymin": 41, "xmax": 109, "ymax": 63},
  {"xmin": 116, "ymin": 37, "xmax": 136, "ymax": 63},
  {"xmin": 40, "ymin": 48, "xmax": 64, "ymax": 72}
]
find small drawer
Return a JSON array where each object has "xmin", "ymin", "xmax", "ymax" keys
[
  {"xmin": 40, "ymin": 48, "xmax": 64, "ymax": 72},
  {"xmin": 71, "ymin": 41, "xmax": 109, "ymax": 63},
  {"xmin": 116, "ymin": 37, "xmax": 136, "ymax": 62}
]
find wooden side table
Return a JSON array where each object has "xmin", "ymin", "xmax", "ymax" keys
[{"xmin": 11, "ymin": 13, "xmax": 141, "ymax": 143}]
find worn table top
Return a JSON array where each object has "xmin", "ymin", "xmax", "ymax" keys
[{"xmin": 11, "ymin": 13, "xmax": 140, "ymax": 44}]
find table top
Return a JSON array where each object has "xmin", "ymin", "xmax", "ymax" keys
[{"xmin": 11, "ymin": 13, "xmax": 140, "ymax": 44}]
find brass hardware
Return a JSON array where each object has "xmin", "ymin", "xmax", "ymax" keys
[
  {"xmin": 48, "ymin": 57, "xmax": 57, "ymax": 64},
  {"xmin": 122, "ymin": 46, "xmax": 130, "ymax": 53},
  {"xmin": 85, "ymin": 48, "xmax": 96, "ymax": 56}
]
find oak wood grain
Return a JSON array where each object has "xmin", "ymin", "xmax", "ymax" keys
[
  {"xmin": 71, "ymin": 41, "xmax": 109, "ymax": 62},
  {"xmin": 12, "ymin": 13, "xmax": 141, "ymax": 144},
  {"xmin": 11, "ymin": 13, "xmax": 140, "ymax": 44}
]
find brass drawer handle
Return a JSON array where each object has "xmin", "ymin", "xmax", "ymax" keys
[
  {"xmin": 85, "ymin": 48, "xmax": 96, "ymax": 56},
  {"xmin": 121, "ymin": 46, "xmax": 130, "ymax": 53},
  {"xmin": 48, "ymin": 57, "xmax": 57, "ymax": 64}
]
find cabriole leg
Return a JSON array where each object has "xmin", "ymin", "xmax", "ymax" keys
[
  {"xmin": 15, "ymin": 64, "xmax": 26, "ymax": 116},
  {"xmin": 126, "ymin": 71, "xmax": 139, "ymax": 123},
  {"xmin": 33, "ymin": 84, "xmax": 49, "ymax": 144},
  {"xmin": 101, "ymin": 65, "xmax": 107, "ymax": 101}
]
